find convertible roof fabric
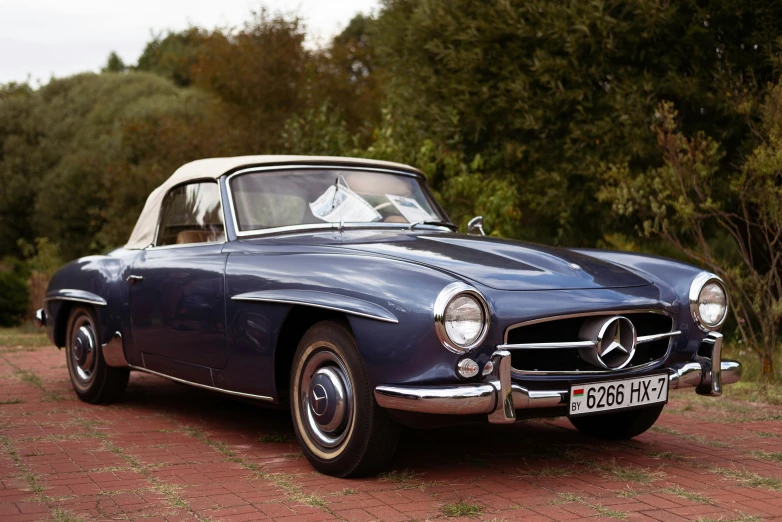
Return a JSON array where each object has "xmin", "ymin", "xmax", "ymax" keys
[{"xmin": 125, "ymin": 155, "xmax": 422, "ymax": 249}]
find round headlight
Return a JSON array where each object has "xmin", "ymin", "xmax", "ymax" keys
[
  {"xmin": 434, "ymin": 283, "xmax": 490, "ymax": 353},
  {"xmin": 444, "ymin": 295, "xmax": 484, "ymax": 347},
  {"xmin": 689, "ymin": 273, "xmax": 728, "ymax": 331}
]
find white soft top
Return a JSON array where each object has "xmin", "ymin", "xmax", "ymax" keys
[{"xmin": 125, "ymin": 155, "xmax": 422, "ymax": 249}]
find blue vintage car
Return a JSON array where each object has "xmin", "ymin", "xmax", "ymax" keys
[{"xmin": 36, "ymin": 156, "xmax": 741, "ymax": 477}]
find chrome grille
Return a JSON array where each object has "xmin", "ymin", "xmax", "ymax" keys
[{"xmin": 502, "ymin": 311, "xmax": 677, "ymax": 375}]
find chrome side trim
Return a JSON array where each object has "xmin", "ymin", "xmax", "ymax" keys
[
  {"xmin": 637, "ymin": 331, "xmax": 682, "ymax": 344},
  {"xmin": 231, "ymin": 290, "xmax": 398, "ymax": 324},
  {"xmin": 689, "ymin": 272, "xmax": 728, "ymax": 332},
  {"xmin": 223, "ymin": 164, "xmax": 444, "ymax": 238},
  {"xmin": 44, "ymin": 289, "xmax": 107, "ymax": 307},
  {"xmin": 433, "ymin": 282, "xmax": 491, "ymax": 354},
  {"xmin": 499, "ymin": 340, "xmax": 596, "ymax": 350},
  {"xmin": 102, "ymin": 332, "xmax": 129, "ymax": 368},
  {"xmin": 129, "ymin": 365, "xmax": 274, "ymax": 401}
]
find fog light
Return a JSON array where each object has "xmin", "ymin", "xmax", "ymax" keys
[
  {"xmin": 482, "ymin": 360, "xmax": 494, "ymax": 375},
  {"xmin": 457, "ymin": 358, "xmax": 479, "ymax": 378}
]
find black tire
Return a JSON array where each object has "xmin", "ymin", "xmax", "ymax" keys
[
  {"xmin": 290, "ymin": 321, "xmax": 400, "ymax": 477},
  {"xmin": 65, "ymin": 306, "xmax": 129, "ymax": 404},
  {"xmin": 569, "ymin": 404, "xmax": 664, "ymax": 440}
]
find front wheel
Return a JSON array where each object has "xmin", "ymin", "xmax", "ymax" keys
[
  {"xmin": 569, "ymin": 404, "xmax": 664, "ymax": 440},
  {"xmin": 65, "ymin": 306, "xmax": 129, "ymax": 404},
  {"xmin": 290, "ymin": 321, "xmax": 400, "ymax": 477}
]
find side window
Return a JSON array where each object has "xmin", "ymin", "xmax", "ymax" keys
[{"xmin": 156, "ymin": 182, "xmax": 225, "ymax": 246}]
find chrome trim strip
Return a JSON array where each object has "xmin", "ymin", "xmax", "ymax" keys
[
  {"xmin": 44, "ymin": 289, "xmax": 107, "ymax": 307},
  {"xmin": 231, "ymin": 290, "xmax": 399, "ymax": 324},
  {"xmin": 637, "ymin": 330, "xmax": 682, "ymax": 344},
  {"xmin": 223, "ymin": 164, "xmax": 449, "ymax": 238},
  {"xmin": 505, "ymin": 309, "xmax": 676, "ymax": 377},
  {"xmin": 498, "ymin": 331, "xmax": 681, "ymax": 351},
  {"xmin": 433, "ymin": 282, "xmax": 491, "ymax": 354},
  {"xmin": 503, "ymin": 308, "xmax": 673, "ymax": 343},
  {"xmin": 498, "ymin": 340, "xmax": 596, "ymax": 350},
  {"xmin": 689, "ymin": 272, "xmax": 729, "ymax": 332},
  {"xmin": 102, "ymin": 332, "xmax": 129, "ymax": 368},
  {"xmin": 129, "ymin": 365, "xmax": 274, "ymax": 401}
]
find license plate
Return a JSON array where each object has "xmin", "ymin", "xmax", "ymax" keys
[{"xmin": 569, "ymin": 374, "xmax": 668, "ymax": 416}]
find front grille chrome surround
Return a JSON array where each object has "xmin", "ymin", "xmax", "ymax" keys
[{"xmin": 502, "ymin": 309, "xmax": 678, "ymax": 376}]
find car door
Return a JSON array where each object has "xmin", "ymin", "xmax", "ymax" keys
[{"xmin": 129, "ymin": 180, "xmax": 229, "ymax": 370}]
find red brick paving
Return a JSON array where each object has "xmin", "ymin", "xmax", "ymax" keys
[{"xmin": 0, "ymin": 342, "xmax": 780, "ymax": 521}]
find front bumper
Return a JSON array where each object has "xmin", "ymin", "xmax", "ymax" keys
[{"xmin": 374, "ymin": 332, "xmax": 741, "ymax": 424}]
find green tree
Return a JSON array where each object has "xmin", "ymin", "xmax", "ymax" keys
[
  {"xmin": 102, "ymin": 51, "xmax": 127, "ymax": 73},
  {"xmin": 600, "ymin": 92, "xmax": 782, "ymax": 380},
  {"xmin": 371, "ymin": 0, "xmax": 782, "ymax": 243}
]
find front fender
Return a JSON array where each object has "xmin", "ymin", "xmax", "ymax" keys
[{"xmin": 224, "ymin": 251, "xmax": 464, "ymax": 395}]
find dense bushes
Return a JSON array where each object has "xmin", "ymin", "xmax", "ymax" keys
[{"xmin": 0, "ymin": 270, "xmax": 28, "ymax": 327}]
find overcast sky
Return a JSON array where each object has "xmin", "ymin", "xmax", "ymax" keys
[{"xmin": 0, "ymin": 0, "xmax": 380, "ymax": 85}]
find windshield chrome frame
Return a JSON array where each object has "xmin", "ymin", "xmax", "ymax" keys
[{"xmin": 223, "ymin": 164, "xmax": 452, "ymax": 238}]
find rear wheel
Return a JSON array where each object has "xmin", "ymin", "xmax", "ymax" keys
[
  {"xmin": 290, "ymin": 321, "xmax": 400, "ymax": 477},
  {"xmin": 569, "ymin": 404, "xmax": 664, "ymax": 440},
  {"xmin": 65, "ymin": 306, "xmax": 129, "ymax": 404}
]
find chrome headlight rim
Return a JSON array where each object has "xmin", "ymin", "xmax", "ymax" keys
[
  {"xmin": 689, "ymin": 272, "xmax": 729, "ymax": 332},
  {"xmin": 434, "ymin": 282, "xmax": 490, "ymax": 354}
]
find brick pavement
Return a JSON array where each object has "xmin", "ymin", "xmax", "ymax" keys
[{"xmin": 1, "ymin": 341, "xmax": 780, "ymax": 521}]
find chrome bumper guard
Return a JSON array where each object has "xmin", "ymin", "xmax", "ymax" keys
[{"xmin": 374, "ymin": 333, "xmax": 742, "ymax": 423}]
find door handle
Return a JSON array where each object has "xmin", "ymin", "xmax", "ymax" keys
[{"xmin": 127, "ymin": 275, "xmax": 143, "ymax": 284}]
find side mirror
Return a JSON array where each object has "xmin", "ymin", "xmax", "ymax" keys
[{"xmin": 468, "ymin": 216, "xmax": 485, "ymax": 236}]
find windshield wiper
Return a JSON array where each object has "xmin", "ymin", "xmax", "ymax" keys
[{"xmin": 409, "ymin": 219, "xmax": 458, "ymax": 231}]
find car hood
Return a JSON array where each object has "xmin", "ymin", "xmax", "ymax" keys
[{"xmin": 331, "ymin": 232, "xmax": 651, "ymax": 291}]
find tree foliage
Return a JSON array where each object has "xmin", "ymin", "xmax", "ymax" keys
[{"xmin": 0, "ymin": 1, "xmax": 779, "ymax": 374}]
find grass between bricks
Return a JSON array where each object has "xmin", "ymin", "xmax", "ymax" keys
[
  {"xmin": 562, "ymin": 450, "xmax": 665, "ymax": 484},
  {"xmin": 693, "ymin": 513, "xmax": 761, "ymax": 522},
  {"xmin": 57, "ymin": 413, "xmax": 207, "ymax": 521},
  {"xmin": 710, "ymin": 466, "xmax": 782, "ymax": 491},
  {"xmin": 0, "ymin": 432, "xmax": 83, "ymax": 521},
  {"xmin": 650, "ymin": 425, "xmax": 729, "ymax": 447},
  {"xmin": 181, "ymin": 424, "xmax": 331, "ymax": 512},
  {"xmin": 659, "ymin": 485, "xmax": 714, "ymax": 505},
  {"xmin": 751, "ymin": 450, "xmax": 782, "ymax": 463},
  {"xmin": 551, "ymin": 492, "xmax": 627, "ymax": 520},
  {"xmin": 441, "ymin": 500, "xmax": 483, "ymax": 518}
]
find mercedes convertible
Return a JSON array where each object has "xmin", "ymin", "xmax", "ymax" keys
[{"xmin": 36, "ymin": 155, "xmax": 741, "ymax": 477}]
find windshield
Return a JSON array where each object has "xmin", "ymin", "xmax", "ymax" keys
[{"xmin": 229, "ymin": 168, "xmax": 449, "ymax": 233}]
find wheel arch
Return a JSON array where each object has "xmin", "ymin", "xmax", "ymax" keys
[{"xmin": 274, "ymin": 305, "xmax": 352, "ymax": 401}]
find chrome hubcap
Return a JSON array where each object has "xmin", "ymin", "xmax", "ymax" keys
[
  {"xmin": 71, "ymin": 317, "xmax": 97, "ymax": 382},
  {"xmin": 299, "ymin": 350, "xmax": 353, "ymax": 449}
]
